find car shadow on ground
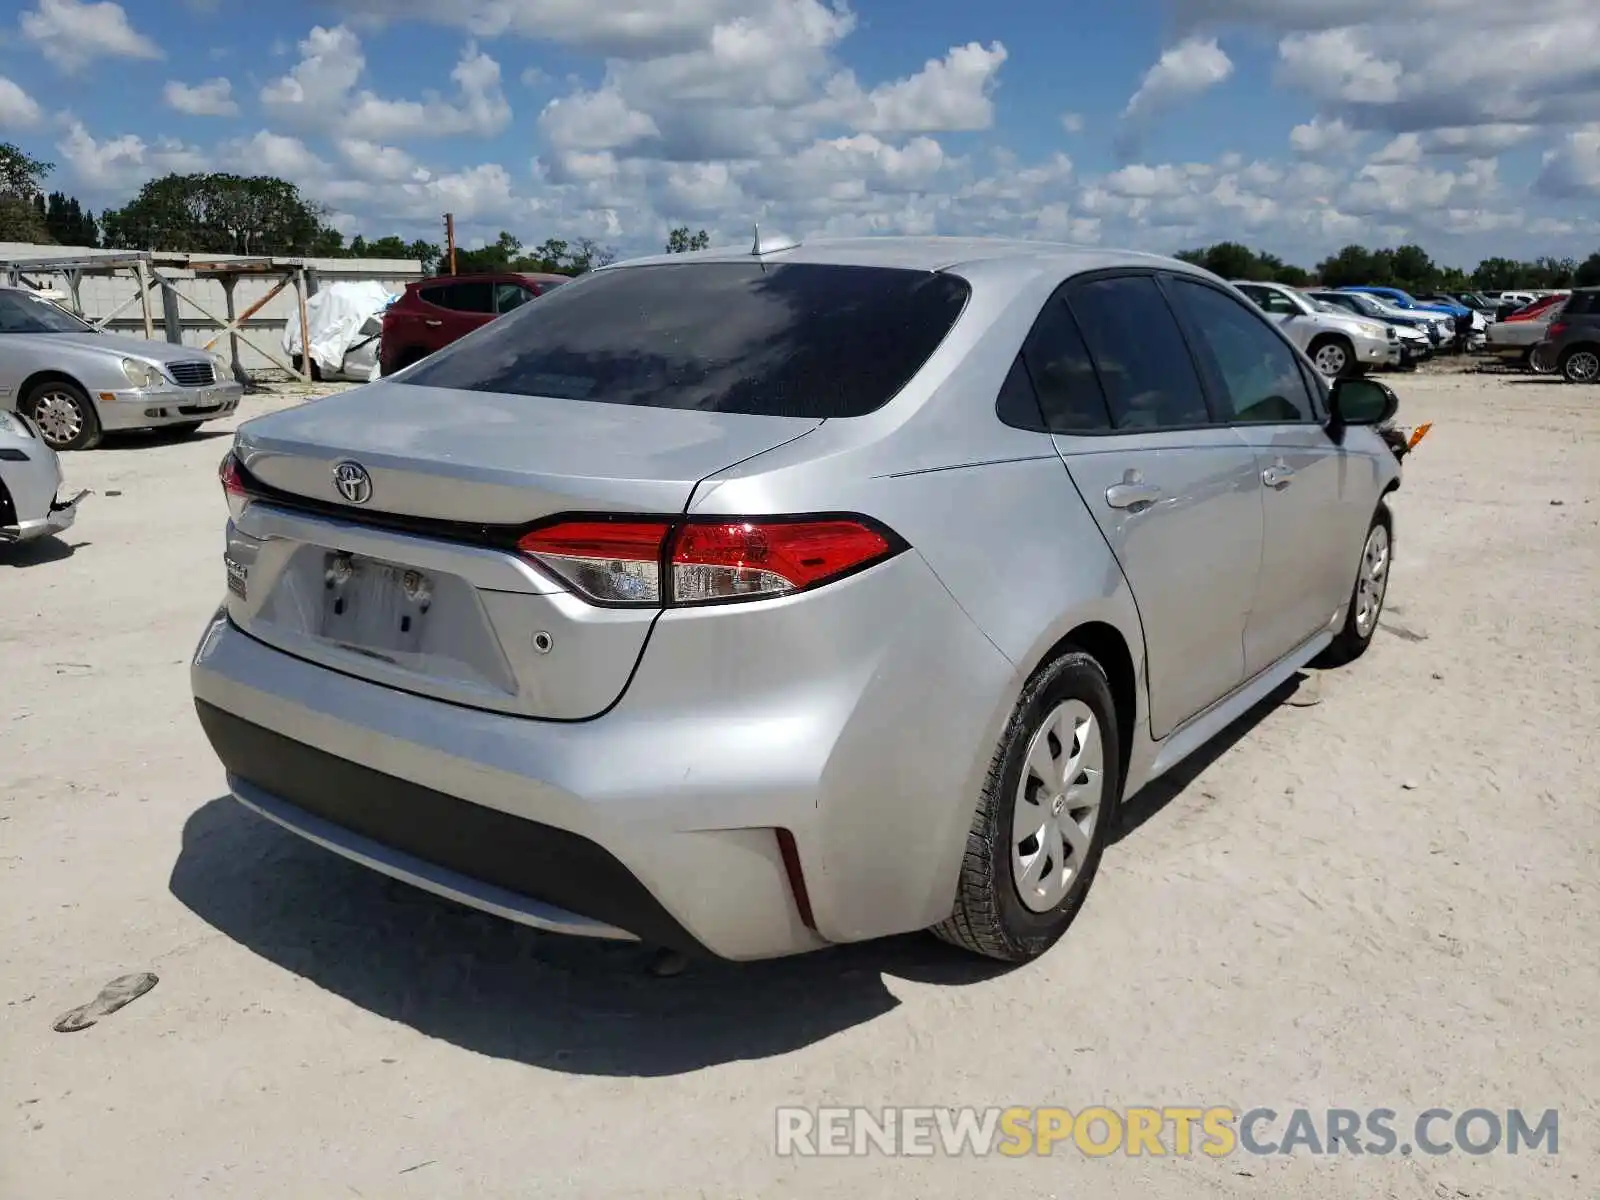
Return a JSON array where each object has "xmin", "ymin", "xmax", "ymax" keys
[
  {"xmin": 101, "ymin": 427, "xmax": 235, "ymax": 451},
  {"xmin": 0, "ymin": 536, "xmax": 85, "ymax": 567},
  {"xmin": 169, "ymin": 796, "xmax": 1012, "ymax": 1077}
]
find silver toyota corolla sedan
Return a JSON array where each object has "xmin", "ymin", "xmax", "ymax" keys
[
  {"xmin": 0, "ymin": 285, "xmax": 244, "ymax": 451},
  {"xmin": 191, "ymin": 237, "xmax": 1403, "ymax": 963}
]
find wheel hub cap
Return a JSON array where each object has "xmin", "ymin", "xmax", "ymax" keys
[
  {"xmin": 1354, "ymin": 524, "xmax": 1390, "ymax": 638},
  {"xmin": 1571, "ymin": 352, "xmax": 1599, "ymax": 383},
  {"xmin": 1012, "ymin": 699, "xmax": 1106, "ymax": 913}
]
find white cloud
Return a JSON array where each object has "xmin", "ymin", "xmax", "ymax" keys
[
  {"xmin": 1290, "ymin": 116, "xmax": 1362, "ymax": 159},
  {"xmin": 56, "ymin": 120, "xmax": 204, "ymax": 191},
  {"xmin": 848, "ymin": 41, "xmax": 1008, "ymax": 134},
  {"xmin": 539, "ymin": 87, "xmax": 660, "ymax": 152},
  {"xmin": 336, "ymin": 138, "xmax": 426, "ymax": 183},
  {"xmin": 224, "ymin": 130, "xmax": 331, "ymax": 179},
  {"xmin": 1123, "ymin": 37, "xmax": 1233, "ymax": 121},
  {"xmin": 0, "ymin": 77, "xmax": 43, "ymax": 128},
  {"xmin": 163, "ymin": 78, "xmax": 239, "ymax": 117},
  {"xmin": 1537, "ymin": 125, "xmax": 1600, "ymax": 198},
  {"xmin": 260, "ymin": 25, "xmax": 363, "ymax": 112},
  {"xmin": 261, "ymin": 26, "xmax": 510, "ymax": 139},
  {"xmin": 1060, "ymin": 112, "xmax": 1085, "ymax": 135},
  {"xmin": 19, "ymin": 0, "xmax": 163, "ymax": 73}
]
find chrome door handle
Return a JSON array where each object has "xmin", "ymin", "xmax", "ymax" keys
[
  {"xmin": 1262, "ymin": 463, "xmax": 1295, "ymax": 488},
  {"xmin": 424, "ymin": 319, "xmax": 443, "ymax": 327},
  {"xmin": 1105, "ymin": 481, "xmax": 1163, "ymax": 510}
]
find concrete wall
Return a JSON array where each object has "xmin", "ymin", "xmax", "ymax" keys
[{"xmin": 0, "ymin": 243, "xmax": 426, "ymax": 376}]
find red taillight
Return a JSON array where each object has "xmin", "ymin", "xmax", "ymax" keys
[
  {"xmin": 671, "ymin": 520, "xmax": 892, "ymax": 603},
  {"xmin": 517, "ymin": 520, "xmax": 671, "ymax": 604},
  {"xmin": 1548, "ymin": 322, "xmax": 1568, "ymax": 339},
  {"xmin": 219, "ymin": 452, "xmax": 249, "ymax": 519},
  {"xmin": 517, "ymin": 516, "xmax": 900, "ymax": 606}
]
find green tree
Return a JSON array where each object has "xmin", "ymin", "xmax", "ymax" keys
[
  {"xmin": 349, "ymin": 234, "xmax": 441, "ymax": 271},
  {"xmin": 43, "ymin": 191, "xmax": 99, "ymax": 247},
  {"xmin": 564, "ymin": 236, "xmax": 616, "ymax": 273},
  {"xmin": 101, "ymin": 173, "xmax": 337, "ymax": 256},
  {"xmin": 0, "ymin": 141, "xmax": 54, "ymax": 242},
  {"xmin": 1471, "ymin": 257, "xmax": 1524, "ymax": 290},
  {"xmin": 1574, "ymin": 252, "xmax": 1600, "ymax": 289},
  {"xmin": 1317, "ymin": 245, "xmax": 1384, "ymax": 289},
  {"xmin": 1389, "ymin": 244, "xmax": 1438, "ymax": 292},
  {"xmin": 666, "ymin": 225, "xmax": 710, "ymax": 253}
]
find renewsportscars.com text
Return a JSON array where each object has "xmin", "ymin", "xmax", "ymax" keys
[{"xmin": 775, "ymin": 1106, "xmax": 1559, "ymax": 1158}]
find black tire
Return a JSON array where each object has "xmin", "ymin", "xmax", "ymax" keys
[
  {"xmin": 21, "ymin": 379, "xmax": 101, "ymax": 452},
  {"xmin": 291, "ymin": 354, "xmax": 324, "ymax": 383},
  {"xmin": 1559, "ymin": 345, "xmax": 1600, "ymax": 385},
  {"xmin": 1308, "ymin": 335, "xmax": 1358, "ymax": 380},
  {"xmin": 1321, "ymin": 504, "xmax": 1392, "ymax": 666},
  {"xmin": 933, "ymin": 649, "xmax": 1123, "ymax": 963}
]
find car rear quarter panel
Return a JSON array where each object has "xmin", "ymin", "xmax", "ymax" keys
[{"xmin": 681, "ymin": 260, "xmax": 1151, "ymax": 934}]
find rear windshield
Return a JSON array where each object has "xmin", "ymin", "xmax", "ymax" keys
[{"xmin": 397, "ymin": 261, "xmax": 971, "ymax": 418}]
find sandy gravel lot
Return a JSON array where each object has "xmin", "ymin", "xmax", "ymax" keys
[{"xmin": 2, "ymin": 372, "xmax": 1596, "ymax": 1199}]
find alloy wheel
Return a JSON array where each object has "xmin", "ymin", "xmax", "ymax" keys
[
  {"xmin": 1012, "ymin": 699, "xmax": 1106, "ymax": 913},
  {"xmin": 30, "ymin": 390, "xmax": 85, "ymax": 449},
  {"xmin": 1564, "ymin": 350, "xmax": 1600, "ymax": 384}
]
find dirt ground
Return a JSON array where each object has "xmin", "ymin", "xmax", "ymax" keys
[{"xmin": 2, "ymin": 372, "xmax": 1596, "ymax": 1199}]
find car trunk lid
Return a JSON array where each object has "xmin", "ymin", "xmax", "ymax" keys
[{"xmin": 225, "ymin": 381, "xmax": 820, "ymax": 718}]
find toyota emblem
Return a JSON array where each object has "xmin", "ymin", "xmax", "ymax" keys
[{"xmin": 332, "ymin": 460, "xmax": 373, "ymax": 504}]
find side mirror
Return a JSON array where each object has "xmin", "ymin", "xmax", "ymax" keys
[{"xmin": 1327, "ymin": 377, "xmax": 1398, "ymax": 440}]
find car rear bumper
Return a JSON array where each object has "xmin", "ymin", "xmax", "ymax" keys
[
  {"xmin": 95, "ymin": 381, "xmax": 244, "ymax": 431},
  {"xmin": 189, "ymin": 550, "xmax": 1017, "ymax": 960},
  {"xmin": 0, "ymin": 441, "xmax": 80, "ymax": 542}
]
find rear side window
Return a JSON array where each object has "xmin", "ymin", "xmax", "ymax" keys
[
  {"xmin": 1566, "ymin": 292, "xmax": 1598, "ymax": 316},
  {"xmin": 399, "ymin": 262, "xmax": 971, "ymax": 418},
  {"xmin": 1066, "ymin": 276, "xmax": 1211, "ymax": 429},
  {"xmin": 419, "ymin": 282, "xmax": 494, "ymax": 312},
  {"xmin": 1020, "ymin": 298, "xmax": 1111, "ymax": 432}
]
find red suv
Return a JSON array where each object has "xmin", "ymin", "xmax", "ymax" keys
[{"xmin": 380, "ymin": 272, "xmax": 569, "ymax": 375}]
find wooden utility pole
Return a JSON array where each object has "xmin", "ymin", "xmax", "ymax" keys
[{"xmin": 444, "ymin": 212, "xmax": 457, "ymax": 275}]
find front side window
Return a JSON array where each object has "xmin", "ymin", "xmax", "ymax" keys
[
  {"xmin": 0, "ymin": 290, "xmax": 94, "ymax": 334},
  {"xmin": 1066, "ymin": 275, "xmax": 1211, "ymax": 429},
  {"xmin": 494, "ymin": 282, "xmax": 533, "ymax": 313},
  {"xmin": 399, "ymin": 262, "xmax": 971, "ymax": 418},
  {"xmin": 1239, "ymin": 285, "xmax": 1299, "ymax": 317},
  {"xmin": 1167, "ymin": 278, "xmax": 1316, "ymax": 424}
]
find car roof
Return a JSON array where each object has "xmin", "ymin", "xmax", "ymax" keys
[{"xmin": 604, "ymin": 236, "xmax": 1201, "ymax": 282}]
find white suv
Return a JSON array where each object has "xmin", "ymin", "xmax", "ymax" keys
[{"xmin": 1232, "ymin": 280, "xmax": 1399, "ymax": 378}]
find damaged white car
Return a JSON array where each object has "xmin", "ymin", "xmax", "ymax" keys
[{"xmin": 0, "ymin": 408, "xmax": 87, "ymax": 545}]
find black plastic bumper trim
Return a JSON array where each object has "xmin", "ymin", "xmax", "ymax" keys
[{"xmin": 194, "ymin": 699, "xmax": 708, "ymax": 956}]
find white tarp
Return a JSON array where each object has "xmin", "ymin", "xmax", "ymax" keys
[{"xmin": 282, "ymin": 281, "xmax": 397, "ymax": 380}]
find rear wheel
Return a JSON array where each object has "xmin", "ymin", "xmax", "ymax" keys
[
  {"xmin": 1560, "ymin": 346, "xmax": 1600, "ymax": 384},
  {"xmin": 933, "ymin": 649, "xmax": 1122, "ymax": 963},
  {"xmin": 22, "ymin": 379, "xmax": 101, "ymax": 452},
  {"xmin": 1528, "ymin": 344, "xmax": 1557, "ymax": 375},
  {"xmin": 1309, "ymin": 335, "xmax": 1356, "ymax": 379}
]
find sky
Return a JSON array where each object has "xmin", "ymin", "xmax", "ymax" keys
[{"xmin": 1, "ymin": 0, "xmax": 1598, "ymax": 266}]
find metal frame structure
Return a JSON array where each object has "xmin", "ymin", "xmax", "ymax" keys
[{"xmin": 1, "ymin": 250, "xmax": 420, "ymax": 383}]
